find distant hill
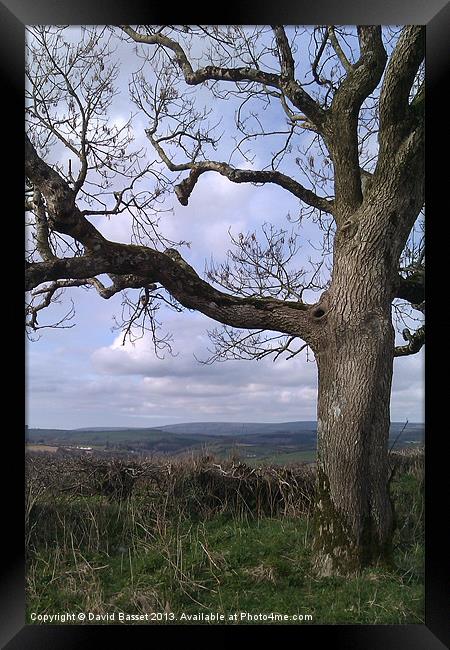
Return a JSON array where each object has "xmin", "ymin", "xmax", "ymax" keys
[
  {"xmin": 26, "ymin": 421, "xmax": 424, "ymax": 438},
  {"xmin": 25, "ymin": 421, "xmax": 424, "ymax": 461},
  {"xmin": 156, "ymin": 421, "xmax": 317, "ymax": 437},
  {"xmin": 74, "ymin": 426, "xmax": 148, "ymax": 432}
]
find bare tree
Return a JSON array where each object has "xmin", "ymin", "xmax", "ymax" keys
[{"xmin": 25, "ymin": 25, "xmax": 424, "ymax": 575}]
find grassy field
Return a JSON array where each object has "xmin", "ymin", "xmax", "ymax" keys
[
  {"xmin": 26, "ymin": 445, "xmax": 59, "ymax": 453},
  {"xmin": 26, "ymin": 451, "xmax": 424, "ymax": 625},
  {"xmin": 246, "ymin": 450, "xmax": 317, "ymax": 465}
]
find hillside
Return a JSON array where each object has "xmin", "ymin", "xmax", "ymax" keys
[
  {"xmin": 157, "ymin": 421, "xmax": 316, "ymax": 436},
  {"xmin": 25, "ymin": 421, "xmax": 424, "ymax": 463}
]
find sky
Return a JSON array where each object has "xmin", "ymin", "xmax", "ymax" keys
[{"xmin": 26, "ymin": 26, "xmax": 425, "ymax": 429}]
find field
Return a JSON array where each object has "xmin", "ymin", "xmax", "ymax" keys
[
  {"xmin": 248, "ymin": 450, "xmax": 317, "ymax": 465},
  {"xmin": 26, "ymin": 445, "xmax": 59, "ymax": 454},
  {"xmin": 25, "ymin": 448, "xmax": 424, "ymax": 625}
]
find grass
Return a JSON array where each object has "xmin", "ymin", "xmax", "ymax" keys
[
  {"xmin": 247, "ymin": 450, "xmax": 317, "ymax": 465},
  {"xmin": 26, "ymin": 452, "xmax": 424, "ymax": 625}
]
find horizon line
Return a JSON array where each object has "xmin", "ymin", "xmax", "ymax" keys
[{"xmin": 26, "ymin": 419, "xmax": 424, "ymax": 430}]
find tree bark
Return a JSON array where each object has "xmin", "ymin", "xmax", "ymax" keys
[
  {"xmin": 313, "ymin": 320, "xmax": 395, "ymax": 575},
  {"xmin": 311, "ymin": 203, "xmax": 398, "ymax": 576}
]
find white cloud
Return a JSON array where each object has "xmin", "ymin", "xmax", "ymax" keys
[{"xmin": 28, "ymin": 292, "xmax": 425, "ymax": 428}]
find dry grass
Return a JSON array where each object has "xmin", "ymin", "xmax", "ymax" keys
[
  {"xmin": 389, "ymin": 446, "xmax": 424, "ymax": 481},
  {"xmin": 26, "ymin": 445, "xmax": 59, "ymax": 453},
  {"xmin": 25, "ymin": 447, "xmax": 422, "ymax": 534},
  {"xmin": 26, "ymin": 452, "xmax": 317, "ymax": 521},
  {"xmin": 25, "ymin": 447, "xmax": 424, "ymax": 625},
  {"xmin": 243, "ymin": 563, "xmax": 277, "ymax": 583}
]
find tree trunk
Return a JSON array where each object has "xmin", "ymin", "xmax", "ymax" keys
[
  {"xmin": 311, "ymin": 214, "xmax": 397, "ymax": 576},
  {"xmin": 313, "ymin": 323, "xmax": 395, "ymax": 575}
]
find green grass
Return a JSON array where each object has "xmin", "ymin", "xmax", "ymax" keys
[
  {"xmin": 26, "ymin": 468, "xmax": 424, "ymax": 625},
  {"xmin": 247, "ymin": 450, "xmax": 317, "ymax": 465}
]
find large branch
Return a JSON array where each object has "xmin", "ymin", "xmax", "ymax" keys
[
  {"xmin": 378, "ymin": 26, "xmax": 425, "ymax": 157},
  {"xmin": 147, "ymin": 131, "xmax": 333, "ymax": 213},
  {"xmin": 331, "ymin": 27, "xmax": 387, "ymax": 115},
  {"xmin": 374, "ymin": 27, "xmax": 424, "ymax": 219},
  {"xmin": 25, "ymin": 135, "xmax": 106, "ymax": 251},
  {"xmin": 394, "ymin": 325, "xmax": 424, "ymax": 357},
  {"xmin": 30, "ymin": 189, "xmax": 56, "ymax": 261},
  {"xmin": 120, "ymin": 25, "xmax": 280, "ymax": 87},
  {"xmin": 26, "ymin": 244, "xmax": 322, "ymax": 343},
  {"xmin": 271, "ymin": 26, "xmax": 326, "ymax": 129},
  {"xmin": 369, "ymin": 120, "xmax": 424, "ymax": 251},
  {"xmin": 326, "ymin": 27, "xmax": 387, "ymax": 218},
  {"xmin": 121, "ymin": 25, "xmax": 326, "ymax": 132},
  {"xmin": 175, "ymin": 163, "xmax": 334, "ymax": 213},
  {"xmin": 25, "ymin": 137, "xmax": 322, "ymax": 340}
]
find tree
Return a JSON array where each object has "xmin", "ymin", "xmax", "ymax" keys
[{"xmin": 25, "ymin": 25, "xmax": 424, "ymax": 575}]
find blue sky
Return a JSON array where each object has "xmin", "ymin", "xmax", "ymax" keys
[{"xmin": 26, "ymin": 26, "xmax": 424, "ymax": 429}]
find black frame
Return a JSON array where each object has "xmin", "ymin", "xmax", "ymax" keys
[{"xmin": 3, "ymin": 1, "xmax": 449, "ymax": 647}]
